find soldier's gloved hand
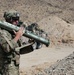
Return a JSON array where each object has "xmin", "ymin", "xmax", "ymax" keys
[{"xmin": 13, "ymin": 27, "xmax": 25, "ymax": 42}]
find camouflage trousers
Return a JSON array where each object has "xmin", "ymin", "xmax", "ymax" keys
[{"xmin": 2, "ymin": 61, "xmax": 19, "ymax": 75}]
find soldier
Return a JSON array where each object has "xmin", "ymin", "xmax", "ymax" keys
[
  {"xmin": 27, "ymin": 23, "xmax": 48, "ymax": 49},
  {"xmin": 0, "ymin": 10, "xmax": 49, "ymax": 75},
  {"xmin": 0, "ymin": 10, "xmax": 25, "ymax": 75}
]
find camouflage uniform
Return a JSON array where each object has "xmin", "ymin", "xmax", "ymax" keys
[
  {"xmin": 0, "ymin": 10, "xmax": 48, "ymax": 75},
  {"xmin": 0, "ymin": 28, "xmax": 20, "ymax": 75},
  {"xmin": 0, "ymin": 10, "xmax": 25, "ymax": 75}
]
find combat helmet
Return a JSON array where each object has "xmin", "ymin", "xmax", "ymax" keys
[{"xmin": 3, "ymin": 10, "xmax": 20, "ymax": 22}]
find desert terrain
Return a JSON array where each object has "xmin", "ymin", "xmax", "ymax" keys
[{"xmin": 0, "ymin": 0, "xmax": 74, "ymax": 75}]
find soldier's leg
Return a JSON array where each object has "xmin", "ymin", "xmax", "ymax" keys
[
  {"xmin": 8, "ymin": 61, "xmax": 19, "ymax": 75},
  {"xmin": 6, "ymin": 61, "xmax": 19, "ymax": 75},
  {"xmin": 32, "ymin": 42, "xmax": 42, "ymax": 50},
  {"xmin": 36, "ymin": 42, "xmax": 42, "ymax": 49}
]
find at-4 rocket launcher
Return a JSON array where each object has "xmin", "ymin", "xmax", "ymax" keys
[{"xmin": 0, "ymin": 21, "xmax": 50, "ymax": 47}]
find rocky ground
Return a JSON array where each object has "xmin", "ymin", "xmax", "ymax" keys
[{"xmin": 0, "ymin": 0, "xmax": 74, "ymax": 75}]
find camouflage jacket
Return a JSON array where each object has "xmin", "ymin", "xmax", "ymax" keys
[{"xmin": 0, "ymin": 28, "xmax": 23, "ymax": 71}]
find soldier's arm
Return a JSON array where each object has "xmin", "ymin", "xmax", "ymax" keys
[
  {"xmin": 0, "ymin": 26, "xmax": 24, "ymax": 53},
  {"xmin": 13, "ymin": 27, "xmax": 24, "ymax": 42},
  {"xmin": 0, "ymin": 30, "xmax": 19, "ymax": 53}
]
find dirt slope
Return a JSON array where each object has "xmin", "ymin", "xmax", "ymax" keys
[
  {"xmin": 38, "ymin": 16, "xmax": 74, "ymax": 47},
  {"xmin": 20, "ymin": 47, "xmax": 74, "ymax": 75},
  {"xmin": 0, "ymin": 0, "xmax": 74, "ymax": 24}
]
